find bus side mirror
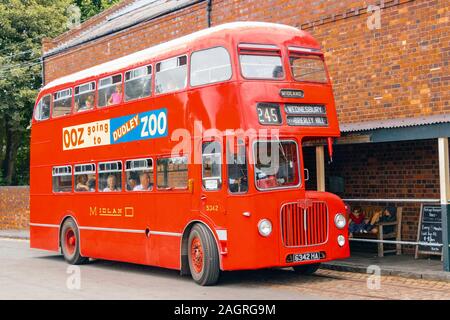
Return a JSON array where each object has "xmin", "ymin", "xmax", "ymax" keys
[{"xmin": 304, "ymin": 169, "xmax": 310, "ymax": 181}]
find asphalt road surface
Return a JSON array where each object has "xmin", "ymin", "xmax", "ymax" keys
[{"xmin": 1, "ymin": 238, "xmax": 449, "ymax": 300}]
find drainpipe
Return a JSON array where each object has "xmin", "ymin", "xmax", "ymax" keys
[
  {"xmin": 41, "ymin": 56, "xmax": 46, "ymax": 86},
  {"xmin": 438, "ymin": 137, "xmax": 450, "ymax": 271},
  {"xmin": 207, "ymin": 0, "xmax": 212, "ymax": 27}
]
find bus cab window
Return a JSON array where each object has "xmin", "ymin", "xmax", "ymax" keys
[
  {"xmin": 74, "ymin": 164, "xmax": 96, "ymax": 192},
  {"xmin": 190, "ymin": 47, "xmax": 232, "ymax": 86},
  {"xmin": 227, "ymin": 143, "xmax": 248, "ymax": 194},
  {"xmin": 239, "ymin": 54, "xmax": 284, "ymax": 80},
  {"xmin": 98, "ymin": 161, "xmax": 122, "ymax": 192},
  {"xmin": 155, "ymin": 56, "xmax": 187, "ymax": 94},
  {"xmin": 157, "ymin": 156, "xmax": 188, "ymax": 190},
  {"xmin": 74, "ymin": 82, "xmax": 96, "ymax": 112},
  {"xmin": 125, "ymin": 65, "xmax": 152, "ymax": 102},
  {"xmin": 125, "ymin": 158, "xmax": 153, "ymax": 191},
  {"xmin": 202, "ymin": 142, "xmax": 222, "ymax": 191},
  {"xmin": 35, "ymin": 95, "xmax": 51, "ymax": 121},
  {"xmin": 52, "ymin": 166, "xmax": 72, "ymax": 193},
  {"xmin": 52, "ymin": 89, "xmax": 72, "ymax": 118},
  {"xmin": 98, "ymin": 74, "xmax": 123, "ymax": 107}
]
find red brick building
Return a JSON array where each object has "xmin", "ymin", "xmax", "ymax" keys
[{"xmin": 38, "ymin": 0, "xmax": 449, "ymax": 255}]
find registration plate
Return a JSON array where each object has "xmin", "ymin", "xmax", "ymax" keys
[{"xmin": 286, "ymin": 251, "xmax": 326, "ymax": 263}]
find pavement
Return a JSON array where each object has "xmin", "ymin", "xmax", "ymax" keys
[{"xmin": 1, "ymin": 238, "xmax": 450, "ymax": 300}]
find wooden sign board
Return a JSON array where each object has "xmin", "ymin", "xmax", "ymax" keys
[{"xmin": 415, "ymin": 204, "xmax": 443, "ymax": 259}]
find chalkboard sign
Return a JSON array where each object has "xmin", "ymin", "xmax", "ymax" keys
[{"xmin": 415, "ymin": 205, "xmax": 443, "ymax": 258}]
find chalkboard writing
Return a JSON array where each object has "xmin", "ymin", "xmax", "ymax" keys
[{"xmin": 417, "ymin": 205, "xmax": 442, "ymax": 255}]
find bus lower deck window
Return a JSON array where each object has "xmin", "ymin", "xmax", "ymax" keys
[
  {"xmin": 202, "ymin": 142, "xmax": 222, "ymax": 191},
  {"xmin": 98, "ymin": 161, "xmax": 122, "ymax": 192},
  {"xmin": 157, "ymin": 156, "xmax": 188, "ymax": 189},
  {"xmin": 125, "ymin": 65, "xmax": 152, "ymax": 102},
  {"xmin": 52, "ymin": 166, "xmax": 72, "ymax": 193},
  {"xmin": 227, "ymin": 143, "xmax": 248, "ymax": 193},
  {"xmin": 74, "ymin": 164, "xmax": 96, "ymax": 192},
  {"xmin": 52, "ymin": 89, "xmax": 73, "ymax": 118},
  {"xmin": 125, "ymin": 158, "xmax": 153, "ymax": 191},
  {"xmin": 289, "ymin": 55, "xmax": 328, "ymax": 83}
]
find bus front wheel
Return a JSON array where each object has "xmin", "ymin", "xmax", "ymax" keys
[
  {"xmin": 187, "ymin": 224, "xmax": 220, "ymax": 286},
  {"xmin": 293, "ymin": 263, "xmax": 321, "ymax": 275},
  {"xmin": 61, "ymin": 218, "xmax": 89, "ymax": 265}
]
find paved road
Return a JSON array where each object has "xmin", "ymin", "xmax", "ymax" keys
[{"xmin": 1, "ymin": 239, "xmax": 449, "ymax": 300}]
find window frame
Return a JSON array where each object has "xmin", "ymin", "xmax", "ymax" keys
[
  {"xmin": 52, "ymin": 165, "xmax": 73, "ymax": 193},
  {"xmin": 74, "ymin": 163, "xmax": 96, "ymax": 193},
  {"xmin": 98, "ymin": 160, "xmax": 123, "ymax": 192},
  {"xmin": 97, "ymin": 73, "xmax": 123, "ymax": 108},
  {"xmin": 74, "ymin": 81, "xmax": 97, "ymax": 113},
  {"xmin": 34, "ymin": 94, "xmax": 52, "ymax": 121},
  {"xmin": 190, "ymin": 46, "xmax": 233, "ymax": 87},
  {"xmin": 156, "ymin": 155, "xmax": 189, "ymax": 191},
  {"xmin": 252, "ymin": 139, "xmax": 302, "ymax": 192},
  {"xmin": 52, "ymin": 88, "xmax": 73, "ymax": 118},
  {"xmin": 238, "ymin": 43, "xmax": 285, "ymax": 81},
  {"xmin": 154, "ymin": 55, "xmax": 188, "ymax": 95},
  {"xmin": 125, "ymin": 158, "xmax": 154, "ymax": 192},
  {"xmin": 226, "ymin": 141, "xmax": 249, "ymax": 195},
  {"xmin": 124, "ymin": 64, "xmax": 153, "ymax": 102}
]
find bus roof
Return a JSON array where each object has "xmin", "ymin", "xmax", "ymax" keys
[{"xmin": 42, "ymin": 22, "xmax": 302, "ymax": 91}]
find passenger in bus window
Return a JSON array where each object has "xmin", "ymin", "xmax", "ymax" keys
[
  {"xmin": 108, "ymin": 84, "xmax": 123, "ymax": 105},
  {"xmin": 272, "ymin": 66, "xmax": 284, "ymax": 79},
  {"xmin": 127, "ymin": 177, "xmax": 137, "ymax": 191},
  {"xmin": 75, "ymin": 175, "xmax": 90, "ymax": 192},
  {"xmin": 133, "ymin": 172, "xmax": 152, "ymax": 191},
  {"xmin": 87, "ymin": 174, "xmax": 96, "ymax": 191},
  {"xmin": 103, "ymin": 175, "xmax": 121, "ymax": 192},
  {"xmin": 85, "ymin": 95, "xmax": 94, "ymax": 109}
]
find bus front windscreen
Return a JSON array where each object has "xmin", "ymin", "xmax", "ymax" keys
[{"xmin": 254, "ymin": 141, "xmax": 300, "ymax": 190}]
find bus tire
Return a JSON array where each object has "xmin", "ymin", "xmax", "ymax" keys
[
  {"xmin": 61, "ymin": 218, "xmax": 89, "ymax": 265},
  {"xmin": 293, "ymin": 263, "xmax": 321, "ymax": 275},
  {"xmin": 187, "ymin": 224, "xmax": 220, "ymax": 286}
]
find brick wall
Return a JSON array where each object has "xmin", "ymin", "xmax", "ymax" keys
[
  {"xmin": 0, "ymin": 187, "xmax": 30, "ymax": 230},
  {"xmin": 43, "ymin": 0, "xmax": 449, "ymax": 124}
]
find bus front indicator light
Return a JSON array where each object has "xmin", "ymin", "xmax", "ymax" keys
[
  {"xmin": 258, "ymin": 219, "xmax": 272, "ymax": 237},
  {"xmin": 337, "ymin": 235, "xmax": 346, "ymax": 247},
  {"xmin": 334, "ymin": 213, "xmax": 346, "ymax": 229}
]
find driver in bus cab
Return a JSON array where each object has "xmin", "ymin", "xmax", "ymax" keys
[{"xmin": 133, "ymin": 172, "xmax": 152, "ymax": 191}]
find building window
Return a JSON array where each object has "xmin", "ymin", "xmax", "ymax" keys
[
  {"xmin": 74, "ymin": 163, "xmax": 96, "ymax": 192},
  {"xmin": 155, "ymin": 55, "xmax": 187, "ymax": 94},
  {"xmin": 52, "ymin": 88, "xmax": 72, "ymax": 118},
  {"xmin": 98, "ymin": 161, "xmax": 122, "ymax": 192},
  {"xmin": 227, "ymin": 141, "xmax": 248, "ymax": 194},
  {"xmin": 74, "ymin": 82, "xmax": 96, "ymax": 112},
  {"xmin": 190, "ymin": 47, "xmax": 232, "ymax": 86},
  {"xmin": 202, "ymin": 141, "xmax": 222, "ymax": 191},
  {"xmin": 240, "ymin": 54, "xmax": 284, "ymax": 80},
  {"xmin": 98, "ymin": 74, "xmax": 123, "ymax": 107},
  {"xmin": 125, "ymin": 158, "xmax": 153, "ymax": 191},
  {"xmin": 157, "ymin": 156, "xmax": 188, "ymax": 190},
  {"xmin": 34, "ymin": 95, "xmax": 51, "ymax": 121},
  {"xmin": 52, "ymin": 165, "xmax": 72, "ymax": 193},
  {"xmin": 125, "ymin": 65, "xmax": 152, "ymax": 101}
]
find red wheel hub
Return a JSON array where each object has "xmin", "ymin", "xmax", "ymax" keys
[
  {"xmin": 65, "ymin": 229, "xmax": 76, "ymax": 255},
  {"xmin": 190, "ymin": 237, "xmax": 203, "ymax": 273}
]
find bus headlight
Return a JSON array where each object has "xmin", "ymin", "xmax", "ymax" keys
[
  {"xmin": 337, "ymin": 235, "xmax": 346, "ymax": 247},
  {"xmin": 258, "ymin": 219, "xmax": 272, "ymax": 237},
  {"xmin": 334, "ymin": 213, "xmax": 346, "ymax": 229}
]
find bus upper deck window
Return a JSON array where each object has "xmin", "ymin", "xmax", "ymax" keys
[
  {"xmin": 125, "ymin": 65, "xmax": 152, "ymax": 102},
  {"xmin": 289, "ymin": 53, "xmax": 328, "ymax": 83},
  {"xmin": 155, "ymin": 55, "xmax": 187, "ymax": 94},
  {"xmin": 74, "ymin": 164, "xmax": 96, "ymax": 192},
  {"xmin": 74, "ymin": 82, "xmax": 96, "ymax": 112},
  {"xmin": 202, "ymin": 141, "xmax": 222, "ymax": 191},
  {"xmin": 191, "ymin": 47, "xmax": 232, "ymax": 86},
  {"xmin": 98, "ymin": 161, "xmax": 122, "ymax": 192},
  {"xmin": 52, "ymin": 165, "xmax": 72, "ymax": 193},
  {"xmin": 125, "ymin": 158, "xmax": 153, "ymax": 191},
  {"xmin": 98, "ymin": 74, "xmax": 123, "ymax": 107},
  {"xmin": 239, "ymin": 44, "xmax": 284, "ymax": 80},
  {"xmin": 52, "ymin": 88, "xmax": 72, "ymax": 118},
  {"xmin": 35, "ymin": 95, "xmax": 51, "ymax": 121},
  {"xmin": 157, "ymin": 156, "xmax": 188, "ymax": 190}
]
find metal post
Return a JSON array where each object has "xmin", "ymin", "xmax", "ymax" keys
[
  {"xmin": 438, "ymin": 137, "xmax": 450, "ymax": 271},
  {"xmin": 316, "ymin": 145, "xmax": 325, "ymax": 192}
]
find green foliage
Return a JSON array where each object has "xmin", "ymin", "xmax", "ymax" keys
[{"xmin": 74, "ymin": 0, "xmax": 120, "ymax": 21}]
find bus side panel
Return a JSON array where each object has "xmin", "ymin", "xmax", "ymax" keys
[
  {"xmin": 150, "ymin": 236, "xmax": 181, "ymax": 270},
  {"xmin": 30, "ymin": 225, "xmax": 59, "ymax": 252}
]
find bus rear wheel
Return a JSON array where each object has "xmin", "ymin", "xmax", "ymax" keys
[
  {"xmin": 187, "ymin": 224, "xmax": 220, "ymax": 286},
  {"xmin": 293, "ymin": 263, "xmax": 321, "ymax": 275},
  {"xmin": 61, "ymin": 218, "xmax": 89, "ymax": 265}
]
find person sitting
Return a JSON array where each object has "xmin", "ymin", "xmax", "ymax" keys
[
  {"xmin": 103, "ymin": 175, "xmax": 120, "ymax": 192},
  {"xmin": 108, "ymin": 84, "xmax": 123, "ymax": 106},
  {"xmin": 75, "ymin": 174, "xmax": 90, "ymax": 192},
  {"xmin": 366, "ymin": 206, "xmax": 397, "ymax": 234},
  {"xmin": 127, "ymin": 177, "xmax": 137, "ymax": 191},
  {"xmin": 348, "ymin": 206, "xmax": 368, "ymax": 237},
  {"xmin": 85, "ymin": 94, "xmax": 94, "ymax": 110},
  {"xmin": 133, "ymin": 172, "xmax": 152, "ymax": 191},
  {"xmin": 87, "ymin": 174, "xmax": 96, "ymax": 191}
]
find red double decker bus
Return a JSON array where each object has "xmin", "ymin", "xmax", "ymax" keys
[{"xmin": 30, "ymin": 22, "xmax": 349, "ymax": 285}]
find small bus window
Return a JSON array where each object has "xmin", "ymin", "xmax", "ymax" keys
[
  {"xmin": 98, "ymin": 161, "xmax": 122, "ymax": 192},
  {"xmin": 74, "ymin": 82, "xmax": 96, "ymax": 112},
  {"xmin": 74, "ymin": 163, "xmax": 96, "ymax": 192},
  {"xmin": 190, "ymin": 47, "xmax": 232, "ymax": 86},
  {"xmin": 98, "ymin": 74, "xmax": 123, "ymax": 107},
  {"xmin": 52, "ymin": 165, "xmax": 72, "ymax": 193},
  {"xmin": 240, "ymin": 55, "xmax": 284, "ymax": 79},
  {"xmin": 227, "ymin": 141, "xmax": 248, "ymax": 193},
  {"xmin": 202, "ymin": 142, "xmax": 222, "ymax": 191},
  {"xmin": 289, "ymin": 54, "xmax": 328, "ymax": 83},
  {"xmin": 253, "ymin": 141, "xmax": 300, "ymax": 190},
  {"xmin": 35, "ymin": 95, "xmax": 51, "ymax": 121},
  {"xmin": 52, "ymin": 89, "xmax": 72, "ymax": 118},
  {"xmin": 155, "ymin": 55, "xmax": 187, "ymax": 94},
  {"xmin": 157, "ymin": 156, "xmax": 188, "ymax": 190},
  {"xmin": 125, "ymin": 65, "xmax": 152, "ymax": 102},
  {"xmin": 125, "ymin": 158, "xmax": 153, "ymax": 191}
]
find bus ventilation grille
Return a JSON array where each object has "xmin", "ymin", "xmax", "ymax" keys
[{"xmin": 280, "ymin": 201, "xmax": 328, "ymax": 247}]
